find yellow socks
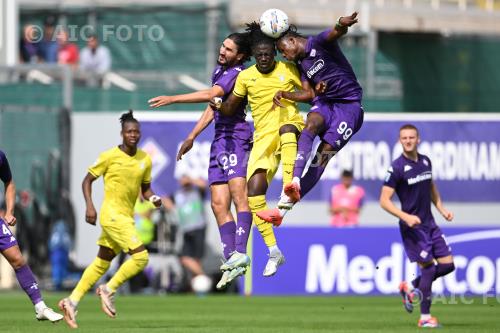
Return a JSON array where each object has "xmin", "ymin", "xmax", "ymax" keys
[
  {"xmin": 248, "ymin": 195, "xmax": 276, "ymax": 247},
  {"xmin": 107, "ymin": 250, "xmax": 149, "ymax": 292},
  {"xmin": 70, "ymin": 257, "xmax": 110, "ymax": 304},
  {"xmin": 280, "ymin": 132, "xmax": 297, "ymax": 186}
]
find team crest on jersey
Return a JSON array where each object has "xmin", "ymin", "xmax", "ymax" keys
[
  {"xmin": 279, "ymin": 75, "xmax": 285, "ymax": 82},
  {"xmin": 310, "ymin": 49, "xmax": 317, "ymax": 57},
  {"xmin": 404, "ymin": 165, "xmax": 412, "ymax": 172},
  {"xmin": 423, "ymin": 159, "xmax": 429, "ymax": 166},
  {"xmin": 140, "ymin": 162, "xmax": 145, "ymax": 170}
]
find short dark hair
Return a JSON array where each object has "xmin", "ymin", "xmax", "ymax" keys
[
  {"xmin": 226, "ymin": 32, "xmax": 251, "ymax": 63},
  {"xmin": 341, "ymin": 169, "xmax": 353, "ymax": 178},
  {"xmin": 120, "ymin": 110, "xmax": 139, "ymax": 128},
  {"xmin": 399, "ymin": 124, "xmax": 419, "ymax": 136}
]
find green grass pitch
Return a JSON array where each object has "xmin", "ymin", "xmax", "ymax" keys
[{"xmin": 0, "ymin": 292, "xmax": 498, "ymax": 332}]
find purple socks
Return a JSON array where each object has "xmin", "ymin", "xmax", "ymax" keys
[
  {"xmin": 235, "ymin": 212, "xmax": 252, "ymax": 254},
  {"xmin": 218, "ymin": 221, "xmax": 236, "ymax": 259},
  {"xmin": 418, "ymin": 264, "xmax": 437, "ymax": 315},
  {"xmin": 15, "ymin": 264, "xmax": 43, "ymax": 305},
  {"xmin": 293, "ymin": 129, "xmax": 315, "ymax": 179},
  {"xmin": 412, "ymin": 262, "xmax": 455, "ymax": 289}
]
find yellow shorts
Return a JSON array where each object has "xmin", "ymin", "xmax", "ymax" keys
[
  {"xmin": 97, "ymin": 214, "xmax": 143, "ymax": 254},
  {"xmin": 247, "ymin": 120, "xmax": 304, "ymax": 184}
]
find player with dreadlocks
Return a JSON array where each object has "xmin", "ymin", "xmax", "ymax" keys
[
  {"xmin": 59, "ymin": 110, "xmax": 162, "ymax": 329},
  {"xmin": 211, "ymin": 22, "xmax": 315, "ymax": 277},
  {"xmin": 148, "ymin": 33, "xmax": 253, "ymax": 289},
  {"xmin": 258, "ymin": 12, "xmax": 364, "ymax": 226}
]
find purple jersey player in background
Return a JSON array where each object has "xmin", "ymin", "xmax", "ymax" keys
[
  {"xmin": 0, "ymin": 150, "xmax": 63, "ymax": 322},
  {"xmin": 379, "ymin": 124, "xmax": 455, "ymax": 328},
  {"xmin": 258, "ymin": 12, "xmax": 364, "ymax": 226},
  {"xmin": 148, "ymin": 33, "xmax": 253, "ymax": 289}
]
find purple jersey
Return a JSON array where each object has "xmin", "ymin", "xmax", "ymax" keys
[
  {"xmin": 211, "ymin": 64, "xmax": 251, "ymax": 140},
  {"xmin": 384, "ymin": 153, "xmax": 436, "ymax": 229},
  {"xmin": 298, "ymin": 29, "xmax": 362, "ymax": 103},
  {"xmin": 0, "ymin": 150, "xmax": 12, "ymax": 183}
]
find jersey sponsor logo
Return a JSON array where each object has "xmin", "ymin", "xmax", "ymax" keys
[
  {"xmin": 407, "ymin": 171, "xmax": 432, "ymax": 185},
  {"xmin": 404, "ymin": 165, "xmax": 412, "ymax": 172},
  {"xmin": 235, "ymin": 67, "xmax": 242, "ymax": 72},
  {"xmin": 306, "ymin": 59, "xmax": 325, "ymax": 79},
  {"xmin": 297, "ymin": 154, "xmax": 304, "ymax": 160}
]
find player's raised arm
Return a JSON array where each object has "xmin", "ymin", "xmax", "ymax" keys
[
  {"xmin": 325, "ymin": 12, "xmax": 359, "ymax": 41},
  {"xmin": 430, "ymin": 180, "xmax": 454, "ymax": 221},
  {"xmin": 148, "ymin": 85, "xmax": 225, "ymax": 108},
  {"xmin": 380, "ymin": 185, "xmax": 421, "ymax": 228},
  {"xmin": 82, "ymin": 173, "xmax": 98, "ymax": 225}
]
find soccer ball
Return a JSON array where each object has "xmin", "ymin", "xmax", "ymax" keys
[
  {"xmin": 191, "ymin": 274, "xmax": 212, "ymax": 294},
  {"xmin": 259, "ymin": 8, "xmax": 289, "ymax": 39}
]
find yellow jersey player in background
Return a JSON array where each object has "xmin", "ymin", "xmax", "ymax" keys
[
  {"xmin": 212, "ymin": 22, "xmax": 315, "ymax": 277},
  {"xmin": 58, "ymin": 111, "xmax": 162, "ymax": 329}
]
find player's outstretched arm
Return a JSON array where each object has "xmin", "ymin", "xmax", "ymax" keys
[
  {"xmin": 211, "ymin": 92, "xmax": 243, "ymax": 117},
  {"xmin": 82, "ymin": 173, "xmax": 98, "ymax": 225},
  {"xmin": 430, "ymin": 181, "xmax": 454, "ymax": 221},
  {"xmin": 141, "ymin": 183, "xmax": 162, "ymax": 208},
  {"xmin": 273, "ymin": 80, "xmax": 315, "ymax": 108},
  {"xmin": 148, "ymin": 86, "xmax": 225, "ymax": 108},
  {"xmin": 380, "ymin": 185, "xmax": 421, "ymax": 227},
  {"xmin": 326, "ymin": 12, "xmax": 358, "ymax": 41},
  {"xmin": 177, "ymin": 105, "xmax": 215, "ymax": 161}
]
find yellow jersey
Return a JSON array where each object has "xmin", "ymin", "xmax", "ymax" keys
[
  {"xmin": 233, "ymin": 61, "xmax": 304, "ymax": 137},
  {"xmin": 89, "ymin": 146, "xmax": 152, "ymax": 220}
]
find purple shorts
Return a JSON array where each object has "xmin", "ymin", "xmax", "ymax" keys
[
  {"xmin": 208, "ymin": 136, "xmax": 252, "ymax": 185},
  {"xmin": 400, "ymin": 224, "xmax": 452, "ymax": 263},
  {"xmin": 309, "ymin": 100, "xmax": 364, "ymax": 151},
  {"xmin": 0, "ymin": 218, "xmax": 18, "ymax": 251}
]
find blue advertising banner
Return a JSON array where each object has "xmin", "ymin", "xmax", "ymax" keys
[
  {"xmin": 137, "ymin": 113, "xmax": 500, "ymax": 201},
  {"xmin": 249, "ymin": 227, "xmax": 500, "ymax": 296}
]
